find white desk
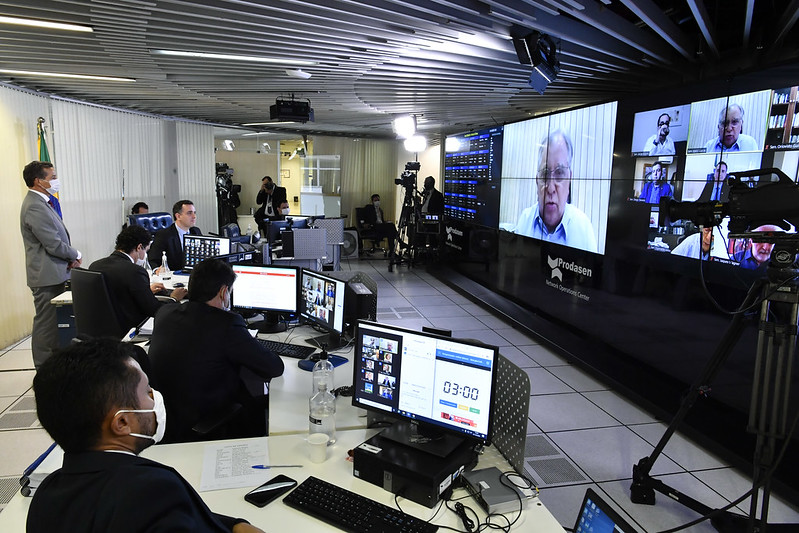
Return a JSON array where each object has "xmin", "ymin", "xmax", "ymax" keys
[
  {"xmin": 258, "ymin": 325, "xmax": 363, "ymax": 435},
  {"xmin": 0, "ymin": 430, "xmax": 564, "ymax": 532}
]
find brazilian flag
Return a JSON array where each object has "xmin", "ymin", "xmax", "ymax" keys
[{"xmin": 37, "ymin": 119, "xmax": 50, "ymax": 162}]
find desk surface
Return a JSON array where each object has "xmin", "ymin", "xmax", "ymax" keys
[{"xmin": 0, "ymin": 430, "xmax": 564, "ymax": 532}]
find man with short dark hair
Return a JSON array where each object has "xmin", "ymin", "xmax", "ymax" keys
[
  {"xmin": 131, "ymin": 201, "xmax": 149, "ymax": 214},
  {"xmin": 148, "ymin": 259, "xmax": 284, "ymax": 443},
  {"xmin": 698, "ymin": 161, "xmax": 730, "ymax": 202},
  {"xmin": 254, "ymin": 176, "xmax": 287, "ymax": 234},
  {"xmin": 89, "ymin": 226, "xmax": 187, "ymax": 332},
  {"xmin": 20, "ymin": 160, "xmax": 82, "ymax": 368},
  {"xmin": 642, "ymin": 112, "xmax": 675, "ymax": 155},
  {"xmin": 639, "ymin": 161, "xmax": 673, "ymax": 204},
  {"xmin": 28, "ymin": 338, "xmax": 263, "ymax": 533},
  {"xmin": 148, "ymin": 199, "xmax": 202, "ymax": 271},
  {"xmin": 362, "ymin": 193, "xmax": 398, "ymax": 254}
]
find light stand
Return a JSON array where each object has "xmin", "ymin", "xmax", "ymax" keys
[{"xmin": 630, "ymin": 267, "xmax": 799, "ymax": 533}]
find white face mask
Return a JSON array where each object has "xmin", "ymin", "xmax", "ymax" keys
[
  {"xmin": 373, "ymin": 200, "xmax": 380, "ymax": 208},
  {"xmin": 115, "ymin": 389, "xmax": 167, "ymax": 443},
  {"xmin": 45, "ymin": 178, "xmax": 61, "ymax": 194},
  {"xmin": 281, "ymin": 208, "xmax": 290, "ymax": 215},
  {"xmin": 223, "ymin": 287, "xmax": 231, "ymax": 312}
]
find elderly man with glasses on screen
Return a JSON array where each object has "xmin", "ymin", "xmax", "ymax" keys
[
  {"xmin": 704, "ymin": 103, "xmax": 759, "ymax": 153},
  {"xmin": 509, "ymin": 130, "xmax": 597, "ymax": 253}
]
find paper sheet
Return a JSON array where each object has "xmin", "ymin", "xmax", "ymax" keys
[{"xmin": 199, "ymin": 440, "xmax": 270, "ymax": 492}]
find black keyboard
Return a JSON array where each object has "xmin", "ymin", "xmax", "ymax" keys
[
  {"xmin": 284, "ymin": 476, "xmax": 438, "ymax": 533},
  {"xmin": 256, "ymin": 338, "xmax": 317, "ymax": 359}
]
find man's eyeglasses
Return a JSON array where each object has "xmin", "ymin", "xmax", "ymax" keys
[
  {"xmin": 658, "ymin": 120, "xmax": 670, "ymax": 127},
  {"xmin": 536, "ymin": 166, "xmax": 570, "ymax": 187},
  {"xmin": 719, "ymin": 119, "xmax": 742, "ymax": 128}
]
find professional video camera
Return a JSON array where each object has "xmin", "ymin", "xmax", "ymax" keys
[
  {"xmin": 659, "ymin": 168, "xmax": 799, "ymax": 269},
  {"xmin": 395, "ymin": 161, "xmax": 421, "ymax": 187}
]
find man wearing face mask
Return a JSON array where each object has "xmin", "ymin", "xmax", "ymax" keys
[
  {"xmin": 20, "ymin": 161, "xmax": 82, "ymax": 369},
  {"xmin": 147, "ymin": 259, "xmax": 284, "ymax": 443},
  {"xmin": 28, "ymin": 338, "xmax": 263, "ymax": 533},
  {"xmin": 88, "ymin": 226, "xmax": 188, "ymax": 333},
  {"xmin": 361, "ymin": 193, "xmax": 398, "ymax": 254},
  {"xmin": 276, "ymin": 199, "xmax": 291, "ymax": 220}
]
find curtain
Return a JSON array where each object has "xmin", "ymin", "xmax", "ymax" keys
[{"xmin": 176, "ymin": 122, "xmax": 216, "ymax": 233}]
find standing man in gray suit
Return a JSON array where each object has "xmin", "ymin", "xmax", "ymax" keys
[{"xmin": 20, "ymin": 161, "xmax": 81, "ymax": 368}]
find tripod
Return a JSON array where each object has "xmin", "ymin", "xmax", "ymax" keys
[
  {"xmin": 389, "ymin": 184, "xmax": 421, "ymax": 272},
  {"xmin": 630, "ymin": 272, "xmax": 799, "ymax": 532}
]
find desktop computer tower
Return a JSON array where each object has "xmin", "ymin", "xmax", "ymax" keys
[{"xmin": 352, "ymin": 432, "xmax": 478, "ymax": 508}]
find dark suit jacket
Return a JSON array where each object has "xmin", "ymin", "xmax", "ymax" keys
[
  {"xmin": 27, "ymin": 451, "xmax": 246, "ymax": 533},
  {"xmin": 20, "ymin": 191, "xmax": 79, "ymax": 287},
  {"xmin": 698, "ymin": 179, "xmax": 730, "ymax": 202},
  {"xmin": 89, "ymin": 251, "xmax": 162, "ymax": 332},
  {"xmin": 362, "ymin": 203, "xmax": 385, "ymax": 226},
  {"xmin": 148, "ymin": 223, "xmax": 202, "ymax": 272},
  {"xmin": 147, "ymin": 302, "xmax": 284, "ymax": 443},
  {"xmin": 255, "ymin": 186, "xmax": 288, "ymax": 224},
  {"xmin": 422, "ymin": 188, "xmax": 444, "ymax": 215}
]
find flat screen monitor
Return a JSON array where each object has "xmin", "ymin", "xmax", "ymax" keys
[
  {"xmin": 266, "ymin": 217, "xmax": 309, "ymax": 244},
  {"xmin": 183, "ymin": 235, "xmax": 230, "ymax": 270},
  {"xmin": 231, "ymin": 264, "xmax": 299, "ymax": 333},
  {"xmin": 352, "ymin": 321, "xmax": 499, "ymax": 456},
  {"xmin": 299, "ymin": 268, "xmax": 346, "ymax": 349}
]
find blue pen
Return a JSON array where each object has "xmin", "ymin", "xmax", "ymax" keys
[
  {"xmin": 20, "ymin": 442, "xmax": 57, "ymax": 483},
  {"xmin": 251, "ymin": 464, "xmax": 302, "ymax": 469}
]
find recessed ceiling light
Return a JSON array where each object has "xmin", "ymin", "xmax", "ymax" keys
[
  {"xmin": 242, "ymin": 122, "xmax": 296, "ymax": 126},
  {"xmin": 0, "ymin": 15, "xmax": 93, "ymax": 32},
  {"xmin": 285, "ymin": 69, "xmax": 312, "ymax": 79},
  {"xmin": 152, "ymin": 49, "xmax": 315, "ymax": 66},
  {"xmin": 0, "ymin": 69, "xmax": 134, "ymax": 82}
]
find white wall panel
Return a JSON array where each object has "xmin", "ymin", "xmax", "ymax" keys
[{"xmin": 176, "ymin": 122, "xmax": 216, "ymax": 233}]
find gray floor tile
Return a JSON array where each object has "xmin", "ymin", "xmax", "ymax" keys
[
  {"xmin": 459, "ymin": 303, "xmax": 493, "ymax": 316},
  {"xmin": 414, "ymin": 305, "xmax": 471, "ymax": 318},
  {"xmin": 536, "ymin": 483, "xmax": 597, "ymax": 529},
  {"xmin": 549, "ymin": 426, "xmax": 684, "ymax": 482},
  {"xmin": 547, "ymin": 365, "xmax": 608, "ymax": 392},
  {"xmin": 409, "ymin": 295, "xmax": 461, "ymax": 307},
  {"xmin": 475, "ymin": 314, "xmax": 510, "ymax": 329},
  {"xmin": 494, "ymin": 328, "xmax": 539, "ymax": 346},
  {"xmin": 529, "ymin": 393, "xmax": 620, "ymax": 432},
  {"xmin": 0, "ymin": 429, "xmax": 54, "ymax": 477},
  {"xmin": 583, "ymin": 391, "xmax": 658, "ymax": 425},
  {"xmin": 519, "ymin": 344, "xmax": 567, "ymax": 367},
  {"xmin": 427, "ymin": 316, "xmax": 487, "ymax": 332},
  {"xmin": 0, "ymin": 371, "xmax": 35, "ymax": 397},
  {"xmin": 629, "ymin": 422, "xmax": 729, "ymax": 471},
  {"xmin": 0, "ymin": 349, "xmax": 35, "ymax": 371},
  {"xmin": 452, "ymin": 329, "xmax": 511, "ymax": 346},
  {"xmin": 376, "ymin": 296, "xmax": 412, "ymax": 309},
  {"xmin": 693, "ymin": 468, "xmax": 799, "ymax": 522},
  {"xmin": 524, "ymin": 368, "xmax": 573, "ymax": 395},
  {"xmin": 0, "ymin": 396, "xmax": 17, "ymax": 414},
  {"xmin": 499, "ymin": 346, "xmax": 539, "ymax": 369}
]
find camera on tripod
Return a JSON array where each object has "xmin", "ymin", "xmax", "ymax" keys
[{"xmin": 395, "ymin": 161, "xmax": 421, "ymax": 187}]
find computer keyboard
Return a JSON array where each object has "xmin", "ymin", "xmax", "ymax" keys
[
  {"xmin": 256, "ymin": 338, "xmax": 317, "ymax": 359},
  {"xmin": 284, "ymin": 476, "xmax": 438, "ymax": 533}
]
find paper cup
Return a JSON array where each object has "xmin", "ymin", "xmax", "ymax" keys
[{"xmin": 308, "ymin": 433, "xmax": 330, "ymax": 463}]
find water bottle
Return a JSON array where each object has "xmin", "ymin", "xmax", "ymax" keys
[
  {"xmin": 160, "ymin": 251, "xmax": 171, "ymax": 280},
  {"xmin": 311, "ymin": 349, "xmax": 334, "ymax": 395},
  {"xmin": 309, "ymin": 382, "xmax": 336, "ymax": 445},
  {"xmin": 246, "ymin": 223, "xmax": 253, "ymax": 236}
]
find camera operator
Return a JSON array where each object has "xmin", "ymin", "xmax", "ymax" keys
[
  {"xmin": 420, "ymin": 176, "xmax": 444, "ymax": 247},
  {"xmin": 362, "ymin": 193, "xmax": 398, "ymax": 256}
]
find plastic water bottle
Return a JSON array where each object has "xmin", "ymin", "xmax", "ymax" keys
[
  {"xmin": 246, "ymin": 223, "xmax": 253, "ymax": 236},
  {"xmin": 311, "ymin": 349, "xmax": 334, "ymax": 395},
  {"xmin": 160, "ymin": 251, "xmax": 171, "ymax": 280},
  {"xmin": 309, "ymin": 382, "xmax": 336, "ymax": 445}
]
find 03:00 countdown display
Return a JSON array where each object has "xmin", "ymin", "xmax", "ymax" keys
[{"xmin": 442, "ymin": 380, "xmax": 479, "ymax": 400}]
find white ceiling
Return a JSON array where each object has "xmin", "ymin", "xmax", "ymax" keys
[{"xmin": 2, "ymin": 1, "xmax": 798, "ymax": 139}]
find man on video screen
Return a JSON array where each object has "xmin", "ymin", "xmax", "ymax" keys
[
  {"xmin": 640, "ymin": 161, "xmax": 673, "ymax": 204},
  {"xmin": 643, "ymin": 113, "xmax": 675, "ymax": 156},
  {"xmin": 704, "ymin": 104, "xmax": 758, "ymax": 153},
  {"xmin": 698, "ymin": 161, "xmax": 730, "ymax": 202},
  {"xmin": 509, "ymin": 130, "xmax": 597, "ymax": 253},
  {"xmin": 733, "ymin": 225, "xmax": 782, "ymax": 271}
]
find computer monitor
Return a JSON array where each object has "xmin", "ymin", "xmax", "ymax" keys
[
  {"xmin": 266, "ymin": 217, "xmax": 310, "ymax": 245},
  {"xmin": 183, "ymin": 235, "xmax": 231, "ymax": 270},
  {"xmin": 231, "ymin": 264, "xmax": 299, "ymax": 333},
  {"xmin": 352, "ymin": 320, "xmax": 499, "ymax": 457},
  {"xmin": 299, "ymin": 268, "xmax": 346, "ymax": 349}
]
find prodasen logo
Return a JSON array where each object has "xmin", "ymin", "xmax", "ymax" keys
[{"xmin": 547, "ymin": 256, "xmax": 562, "ymax": 282}]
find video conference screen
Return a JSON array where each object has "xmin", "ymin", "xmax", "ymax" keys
[{"xmin": 299, "ymin": 269, "xmax": 345, "ymax": 335}]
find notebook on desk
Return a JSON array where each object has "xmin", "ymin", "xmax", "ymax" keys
[{"xmin": 573, "ymin": 488, "xmax": 639, "ymax": 533}]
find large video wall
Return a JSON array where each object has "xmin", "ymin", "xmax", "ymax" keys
[{"xmin": 442, "ymin": 68, "xmax": 799, "ymax": 495}]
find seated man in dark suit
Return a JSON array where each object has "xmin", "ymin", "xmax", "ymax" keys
[
  {"xmin": 89, "ymin": 226, "xmax": 188, "ymax": 332},
  {"xmin": 362, "ymin": 193, "xmax": 397, "ymax": 255},
  {"xmin": 147, "ymin": 259, "xmax": 284, "ymax": 443},
  {"xmin": 254, "ymin": 176, "xmax": 288, "ymax": 235},
  {"xmin": 419, "ymin": 176, "xmax": 445, "ymax": 247},
  {"xmin": 28, "ymin": 338, "xmax": 262, "ymax": 533},
  {"xmin": 148, "ymin": 199, "xmax": 202, "ymax": 271}
]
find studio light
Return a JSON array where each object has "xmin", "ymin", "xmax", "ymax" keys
[
  {"xmin": 222, "ymin": 139, "xmax": 235, "ymax": 151},
  {"xmin": 512, "ymin": 31, "xmax": 560, "ymax": 94},
  {"xmin": 445, "ymin": 137, "xmax": 461, "ymax": 152},
  {"xmin": 404, "ymin": 134, "xmax": 427, "ymax": 153},
  {"xmin": 393, "ymin": 115, "xmax": 416, "ymax": 139}
]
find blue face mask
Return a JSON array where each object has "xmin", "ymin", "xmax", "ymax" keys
[{"xmin": 115, "ymin": 389, "xmax": 167, "ymax": 443}]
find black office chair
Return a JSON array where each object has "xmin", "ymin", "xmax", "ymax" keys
[
  {"xmin": 354, "ymin": 207, "xmax": 387, "ymax": 255},
  {"xmin": 70, "ymin": 268, "xmax": 127, "ymax": 339},
  {"xmin": 220, "ymin": 222, "xmax": 253, "ymax": 246}
]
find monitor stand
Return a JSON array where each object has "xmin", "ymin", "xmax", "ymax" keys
[
  {"xmin": 379, "ymin": 420, "xmax": 466, "ymax": 458},
  {"xmin": 307, "ymin": 331, "xmax": 349, "ymax": 351},
  {"xmin": 249, "ymin": 312, "xmax": 287, "ymax": 333}
]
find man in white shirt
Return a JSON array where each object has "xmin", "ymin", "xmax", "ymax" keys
[
  {"xmin": 704, "ymin": 104, "xmax": 759, "ymax": 153},
  {"xmin": 642, "ymin": 112, "xmax": 676, "ymax": 155}
]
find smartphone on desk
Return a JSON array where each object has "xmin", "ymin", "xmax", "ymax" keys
[{"xmin": 244, "ymin": 474, "xmax": 297, "ymax": 507}]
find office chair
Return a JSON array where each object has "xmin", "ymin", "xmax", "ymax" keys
[
  {"xmin": 354, "ymin": 207, "xmax": 387, "ymax": 255},
  {"xmin": 70, "ymin": 268, "xmax": 127, "ymax": 339},
  {"xmin": 220, "ymin": 222, "xmax": 252, "ymax": 246},
  {"xmin": 128, "ymin": 212, "xmax": 174, "ymax": 237}
]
